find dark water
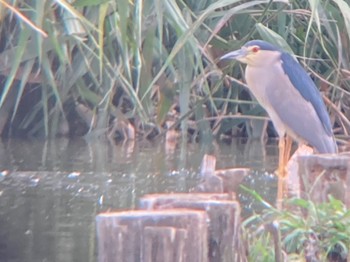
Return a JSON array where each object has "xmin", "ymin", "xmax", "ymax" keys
[{"xmin": 0, "ymin": 138, "xmax": 279, "ymax": 262}]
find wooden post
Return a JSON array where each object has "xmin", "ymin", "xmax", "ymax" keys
[
  {"xmin": 96, "ymin": 209, "xmax": 208, "ymax": 262},
  {"xmin": 195, "ymin": 154, "xmax": 249, "ymax": 194},
  {"xmin": 139, "ymin": 193, "xmax": 241, "ymax": 262},
  {"xmin": 296, "ymin": 154, "xmax": 350, "ymax": 206}
]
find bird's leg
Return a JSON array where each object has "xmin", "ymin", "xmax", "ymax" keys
[
  {"xmin": 283, "ymin": 135, "xmax": 293, "ymax": 176},
  {"xmin": 277, "ymin": 136, "xmax": 287, "ymax": 207},
  {"xmin": 278, "ymin": 137, "xmax": 286, "ymax": 177},
  {"xmin": 278, "ymin": 135, "xmax": 292, "ymax": 178}
]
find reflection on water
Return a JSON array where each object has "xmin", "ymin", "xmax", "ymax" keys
[{"xmin": 0, "ymin": 138, "xmax": 279, "ymax": 262}]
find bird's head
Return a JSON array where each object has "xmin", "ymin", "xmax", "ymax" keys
[{"xmin": 220, "ymin": 40, "xmax": 282, "ymax": 67}]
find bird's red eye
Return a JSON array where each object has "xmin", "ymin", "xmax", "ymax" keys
[{"xmin": 252, "ymin": 46, "xmax": 260, "ymax": 53}]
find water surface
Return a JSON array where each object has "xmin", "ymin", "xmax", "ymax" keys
[{"xmin": 0, "ymin": 138, "xmax": 279, "ymax": 262}]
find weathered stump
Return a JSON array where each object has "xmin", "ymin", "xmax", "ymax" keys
[
  {"xmin": 294, "ymin": 153, "xmax": 350, "ymax": 206},
  {"xmin": 96, "ymin": 209, "xmax": 208, "ymax": 262},
  {"xmin": 215, "ymin": 168, "xmax": 249, "ymax": 193},
  {"xmin": 139, "ymin": 193, "xmax": 241, "ymax": 262},
  {"xmin": 194, "ymin": 154, "xmax": 249, "ymax": 194}
]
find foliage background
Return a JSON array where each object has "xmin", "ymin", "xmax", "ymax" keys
[{"xmin": 0, "ymin": 0, "xmax": 349, "ymax": 143}]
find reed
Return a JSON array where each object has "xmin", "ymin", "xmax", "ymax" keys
[{"xmin": 0, "ymin": 0, "xmax": 348, "ymax": 139}]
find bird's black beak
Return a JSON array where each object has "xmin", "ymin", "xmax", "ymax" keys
[{"xmin": 220, "ymin": 48, "xmax": 248, "ymax": 60}]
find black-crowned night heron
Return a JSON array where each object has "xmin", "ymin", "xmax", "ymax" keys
[{"xmin": 221, "ymin": 40, "xmax": 337, "ymax": 177}]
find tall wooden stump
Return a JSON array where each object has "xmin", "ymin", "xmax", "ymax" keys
[
  {"xmin": 96, "ymin": 209, "xmax": 208, "ymax": 262},
  {"xmin": 139, "ymin": 193, "xmax": 241, "ymax": 262}
]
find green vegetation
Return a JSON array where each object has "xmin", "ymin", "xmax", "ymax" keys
[
  {"xmin": 0, "ymin": 0, "xmax": 349, "ymax": 139},
  {"xmin": 242, "ymin": 194, "xmax": 350, "ymax": 261}
]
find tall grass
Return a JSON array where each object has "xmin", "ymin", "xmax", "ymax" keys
[{"xmin": 0, "ymin": 0, "xmax": 349, "ymax": 140}]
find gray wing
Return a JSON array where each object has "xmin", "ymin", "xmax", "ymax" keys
[
  {"xmin": 281, "ymin": 52, "xmax": 333, "ymax": 136},
  {"xmin": 267, "ymin": 63, "xmax": 337, "ymax": 153}
]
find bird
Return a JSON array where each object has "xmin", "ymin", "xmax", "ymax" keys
[{"xmin": 220, "ymin": 40, "xmax": 337, "ymax": 178}]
